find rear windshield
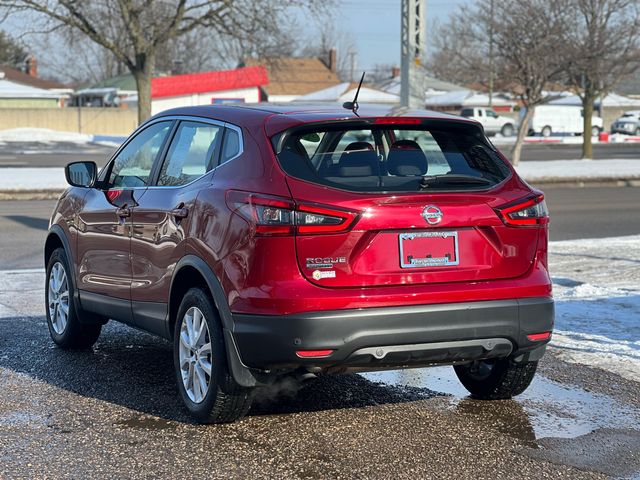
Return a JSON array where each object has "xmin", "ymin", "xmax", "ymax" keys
[{"xmin": 274, "ymin": 124, "xmax": 511, "ymax": 192}]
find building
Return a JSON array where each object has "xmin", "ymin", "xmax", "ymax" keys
[
  {"xmin": 150, "ymin": 66, "xmax": 268, "ymax": 114},
  {"xmin": 0, "ymin": 60, "xmax": 70, "ymax": 107},
  {"xmin": 294, "ymin": 82, "xmax": 399, "ymax": 104},
  {"xmin": 243, "ymin": 51, "xmax": 341, "ymax": 102},
  {"xmin": 424, "ymin": 90, "xmax": 516, "ymax": 113},
  {"xmin": 75, "ymin": 66, "xmax": 269, "ymax": 114},
  {"xmin": 0, "ymin": 73, "xmax": 67, "ymax": 108}
]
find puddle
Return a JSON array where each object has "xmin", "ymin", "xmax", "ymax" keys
[
  {"xmin": 114, "ymin": 416, "xmax": 176, "ymax": 431},
  {"xmin": 361, "ymin": 367, "xmax": 640, "ymax": 444}
]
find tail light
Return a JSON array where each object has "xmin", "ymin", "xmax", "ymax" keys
[
  {"xmin": 496, "ymin": 194, "xmax": 549, "ymax": 226},
  {"xmin": 226, "ymin": 190, "xmax": 358, "ymax": 236}
]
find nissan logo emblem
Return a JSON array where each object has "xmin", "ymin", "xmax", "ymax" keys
[{"xmin": 422, "ymin": 205, "xmax": 443, "ymax": 225}]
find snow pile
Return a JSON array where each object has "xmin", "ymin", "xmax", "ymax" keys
[
  {"xmin": 0, "ymin": 168, "xmax": 66, "ymax": 191},
  {"xmin": 0, "ymin": 128, "xmax": 93, "ymax": 144},
  {"xmin": 550, "ymin": 235, "xmax": 640, "ymax": 382},
  {"xmin": 517, "ymin": 159, "xmax": 640, "ymax": 182}
]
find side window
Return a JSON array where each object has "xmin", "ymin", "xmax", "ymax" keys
[
  {"xmin": 108, "ymin": 121, "xmax": 172, "ymax": 188},
  {"xmin": 157, "ymin": 121, "xmax": 222, "ymax": 187},
  {"xmin": 220, "ymin": 128, "xmax": 241, "ymax": 165}
]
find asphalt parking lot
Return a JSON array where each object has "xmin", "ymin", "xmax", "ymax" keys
[{"xmin": 1, "ymin": 311, "xmax": 639, "ymax": 479}]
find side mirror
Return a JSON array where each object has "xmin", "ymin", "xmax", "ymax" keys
[{"xmin": 65, "ymin": 161, "xmax": 97, "ymax": 188}]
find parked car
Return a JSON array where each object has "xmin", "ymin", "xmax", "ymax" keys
[
  {"xmin": 460, "ymin": 107, "xmax": 516, "ymax": 137},
  {"xmin": 45, "ymin": 105, "xmax": 554, "ymax": 423},
  {"xmin": 611, "ymin": 110, "xmax": 640, "ymax": 136},
  {"xmin": 525, "ymin": 105, "xmax": 603, "ymax": 137}
]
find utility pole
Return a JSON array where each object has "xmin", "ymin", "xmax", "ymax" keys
[
  {"xmin": 400, "ymin": 0, "xmax": 427, "ymax": 108},
  {"xmin": 488, "ymin": 0, "xmax": 495, "ymax": 108}
]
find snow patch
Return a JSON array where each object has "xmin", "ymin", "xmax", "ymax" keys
[
  {"xmin": 0, "ymin": 168, "xmax": 66, "ymax": 191},
  {"xmin": 0, "ymin": 128, "xmax": 93, "ymax": 144},
  {"xmin": 517, "ymin": 159, "xmax": 640, "ymax": 181},
  {"xmin": 549, "ymin": 234, "xmax": 640, "ymax": 382}
]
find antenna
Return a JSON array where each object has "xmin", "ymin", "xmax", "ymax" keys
[{"xmin": 342, "ymin": 71, "xmax": 366, "ymax": 116}]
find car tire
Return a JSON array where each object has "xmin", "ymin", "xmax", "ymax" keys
[
  {"xmin": 500, "ymin": 123, "xmax": 514, "ymax": 137},
  {"xmin": 173, "ymin": 287, "xmax": 253, "ymax": 424},
  {"xmin": 453, "ymin": 358, "xmax": 537, "ymax": 400},
  {"xmin": 591, "ymin": 126, "xmax": 600, "ymax": 137},
  {"xmin": 635, "ymin": 127, "xmax": 640, "ymax": 136},
  {"xmin": 46, "ymin": 247, "xmax": 102, "ymax": 349},
  {"xmin": 541, "ymin": 126, "xmax": 552, "ymax": 137}
]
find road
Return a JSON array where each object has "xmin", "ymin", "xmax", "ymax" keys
[
  {"xmin": 0, "ymin": 141, "xmax": 638, "ymax": 168},
  {"xmin": 1, "ymin": 186, "xmax": 639, "ymax": 269}
]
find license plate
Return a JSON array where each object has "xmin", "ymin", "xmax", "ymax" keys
[{"xmin": 399, "ymin": 231, "xmax": 459, "ymax": 268}]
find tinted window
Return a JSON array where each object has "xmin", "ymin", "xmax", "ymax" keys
[
  {"xmin": 158, "ymin": 121, "xmax": 222, "ymax": 187},
  {"xmin": 220, "ymin": 128, "xmax": 241, "ymax": 164},
  {"xmin": 275, "ymin": 124, "xmax": 510, "ymax": 192},
  {"xmin": 460, "ymin": 108, "xmax": 474, "ymax": 117},
  {"xmin": 109, "ymin": 121, "xmax": 171, "ymax": 188}
]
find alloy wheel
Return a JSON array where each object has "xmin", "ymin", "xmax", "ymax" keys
[
  {"xmin": 48, "ymin": 262, "xmax": 70, "ymax": 334},
  {"xmin": 178, "ymin": 306, "xmax": 213, "ymax": 403}
]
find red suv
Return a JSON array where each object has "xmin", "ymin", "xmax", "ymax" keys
[{"xmin": 45, "ymin": 105, "xmax": 553, "ymax": 423}]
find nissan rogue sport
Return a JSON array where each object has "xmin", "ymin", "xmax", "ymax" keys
[{"xmin": 45, "ymin": 105, "xmax": 554, "ymax": 423}]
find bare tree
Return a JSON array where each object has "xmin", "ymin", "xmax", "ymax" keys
[
  {"xmin": 2, "ymin": 1, "xmax": 329, "ymax": 124},
  {"xmin": 563, "ymin": 0, "xmax": 640, "ymax": 159},
  {"xmin": 430, "ymin": 0, "xmax": 571, "ymax": 165},
  {"xmin": 427, "ymin": 16, "xmax": 495, "ymax": 91},
  {"xmin": 490, "ymin": 0, "xmax": 572, "ymax": 164},
  {"xmin": 299, "ymin": 24, "xmax": 357, "ymax": 81}
]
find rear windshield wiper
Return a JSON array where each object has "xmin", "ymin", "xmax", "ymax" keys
[{"xmin": 419, "ymin": 174, "xmax": 493, "ymax": 189}]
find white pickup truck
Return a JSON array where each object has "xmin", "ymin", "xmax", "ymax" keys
[{"xmin": 460, "ymin": 107, "xmax": 516, "ymax": 137}]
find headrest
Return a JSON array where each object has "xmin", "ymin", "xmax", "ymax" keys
[
  {"xmin": 338, "ymin": 142, "xmax": 379, "ymax": 177},
  {"xmin": 387, "ymin": 139, "xmax": 428, "ymax": 176}
]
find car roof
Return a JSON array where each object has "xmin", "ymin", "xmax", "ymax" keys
[{"xmin": 151, "ymin": 103, "xmax": 477, "ymax": 135}]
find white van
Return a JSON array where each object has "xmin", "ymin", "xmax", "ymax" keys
[{"xmin": 523, "ymin": 105, "xmax": 603, "ymax": 137}]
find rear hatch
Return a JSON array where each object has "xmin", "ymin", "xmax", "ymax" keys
[{"xmin": 272, "ymin": 118, "xmax": 542, "ymax": 288}]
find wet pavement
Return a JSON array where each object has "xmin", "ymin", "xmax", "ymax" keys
[{"xmin": 1, "ymin": 314, "xmax": 639, "ymax": 479}]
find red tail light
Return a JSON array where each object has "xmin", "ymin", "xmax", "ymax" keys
[
  {"xmin": 226, "ymin": 190, "xmax": 358, "ymax": 236},
  {"xmin": 496, "ymin": 194, "xmax": 549, "ymax": 226}
]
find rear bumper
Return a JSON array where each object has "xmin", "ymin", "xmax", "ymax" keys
[{"xmin": 231, "ymin": 296, "xmax": 554, "ymax": 370}]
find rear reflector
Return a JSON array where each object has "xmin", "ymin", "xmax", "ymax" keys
[
  {"xmin": 295, "ymin": 349, "xmax": 334, "ymax": 358},
  {"xmin": 527, "ymin": 332, "xmax": 551, "ymax": 342}
]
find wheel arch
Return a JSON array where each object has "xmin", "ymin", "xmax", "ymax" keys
[
  {"xmin": 45, "ymin": 225, "xmax": 84, "ymax": 318},
  {"xmin": 168, "ymin": 255, "xmax": 266, "ymax": 387}
]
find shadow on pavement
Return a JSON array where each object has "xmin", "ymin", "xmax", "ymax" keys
[
  {"xmin": 4, "ymin": 215, "xmax": 50, "ymax": 231},
  {"xmin": 0, "ymin": 316, "xmax": 439, "ymax": 424}
]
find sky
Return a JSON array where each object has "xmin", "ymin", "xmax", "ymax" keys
[{"xmin": 335, "ymin": 0, "xmax": 472, "ymax": 73}]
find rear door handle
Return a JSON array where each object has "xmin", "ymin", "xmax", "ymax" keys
[
  {"xmin": 171, "ymin": 206, "xmax": 189, "ymax": 220},
  {"xmin": 116, "ymin": 206, "xmax": 131, "ymax": 218}
]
